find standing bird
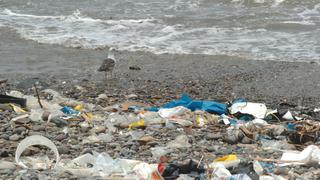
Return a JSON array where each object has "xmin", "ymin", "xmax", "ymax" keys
[{"xmin": 98, "ymin": 47, "xmax": 116, "ymax": 79}]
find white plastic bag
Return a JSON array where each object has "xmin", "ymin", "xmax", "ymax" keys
[{"xmin": 230, "ymin": 102, "xmax": 267, "ymax": 119}]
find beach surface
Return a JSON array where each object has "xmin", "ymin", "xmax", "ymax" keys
[{"xmin": 0, "ymin": 27, "xmax": 319, "ymax": 107}]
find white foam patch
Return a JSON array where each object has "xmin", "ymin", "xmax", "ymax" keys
[{"xmin": 0, "ymin": 8, "xmax": 319, "ymax": 62}]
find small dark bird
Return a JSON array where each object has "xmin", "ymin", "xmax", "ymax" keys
[{"xmin": 98, "ymin": 47, "xmax": 116, "ymax": 79}]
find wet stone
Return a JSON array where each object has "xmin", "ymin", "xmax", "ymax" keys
[
  {"xmin": 206, "ymin": 133, "xmax": 222, "ymax": 140},
  {"xmin": 9, "ymin": 134, "xmax": 20, "ymax": 141},
  {"xmin": 13, "ymin": 126, "xmax": 26, "ymax": 134}
]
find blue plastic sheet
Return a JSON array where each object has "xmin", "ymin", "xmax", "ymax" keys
[
  {"xmin": 149, "ymin": 94, "xmax": 227, "ymax": 115},
  {"xmin": 60, "ymin": 106, "xmax": 79, "ymax": 115}
]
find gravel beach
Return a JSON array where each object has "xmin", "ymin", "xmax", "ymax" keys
[{"xmin": 1, "ymin": 26, "xmax": 320, "ymax": 179}]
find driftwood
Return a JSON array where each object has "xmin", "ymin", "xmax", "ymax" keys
[{"xmin": 33, "ymin": 84, "xmax": 43, "ymax": 109}]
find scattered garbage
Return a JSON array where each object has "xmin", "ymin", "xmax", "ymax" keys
[{"xmin": 1, "ymin": 89, "xmax": 320, "ymax": 179}]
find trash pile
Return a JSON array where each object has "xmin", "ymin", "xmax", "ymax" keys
[{"xmin": 1, "ymin": 89, "xmax": 320, "ymax": 179}]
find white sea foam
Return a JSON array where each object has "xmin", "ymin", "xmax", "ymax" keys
[{"xmin": 0, "ymin": 8, "xmax": 319, "ymax": 62}]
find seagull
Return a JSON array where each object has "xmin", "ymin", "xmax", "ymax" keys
[{"xmin": 98, "ymin": 47, "xmax": 116, "ymax": 79}]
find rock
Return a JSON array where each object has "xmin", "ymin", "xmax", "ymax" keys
[
  {"xmin": 91, "ymin": 126, "xmax": 106, "ymax": 134},
  {"xmin": 14, "ymin": 118, "xmax": 31, "ymax": 124},
  {"xmin": 50, "ymin": 116, "xmax": 69, "ymax": 127},
  {"xmin": 9, "ymin": 134, "xmax": 20, "ymax": 141},
  {"xmin": 28, "ymin": 132, "xmax": 44, "ymax": 136},
  {"xmin": 0, "ymin": 104, "xmax": 12, "ymax": 111},
  {"xmin": 206, "ymin": 146, "xmax": 216, "ymax": 152},
  {"xmin": 137, "ymin": 135, "xmax": 156, "ymax": 144},
  {"xmin": 55, "ymin": 134, "xmax": 68, "ymax": 141},
  {"xmin": 126, "ymin": 94, "xmax": 138, "ymax": 99},
  {"xmin": 167, "ymin": 135, "xmax": 191, "ymax": 148},
  {"xmin": 109, "ymin": 143, "xmax": 120, "ymax": 148},
  {"xmin": 0, "ymin": 134, "xmax": 10, "ymax": 140},
  {"xmin": 0, "ymin": 161, "xmax": 15, "ymax": 170},
  {"xmin": 224, "ymin": 132, "xmax": 241, "ymax": 144},
  {"xmin": 206, "ymin": 133, "xmax": 222, "ymax": 140},
  {"xmin": 241, "ymin": 136, "xmax": 254, "ymax": 144},
  {"xmin": 58, "ymin": 146, "xmax": 71, "ymax": 154},
  {"xmin": 129, "ymin": 65, "xmax": 141, "ymax": 71},
  {"xmin": 97, "ymin": 94, "xmax": 108, "ymax": 100},
  {"xmin": 41, "ymin": 111, "xmax": 50, "ymax": 121},
  {"xmin": 32, "ymin": 125, "xmax": 45, "ymax": 131},
  {"xmin": 97, "ymin": 133, "xmax": 113, "ymax": 143},
  {"xmin": 13, "ymin": 126, "xmax": 26, "ymax": 134},
  {"xmin": 0, "ymin": 150, "xmax": 9, "ymax": 157}
]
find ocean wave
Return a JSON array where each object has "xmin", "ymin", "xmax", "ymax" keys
[{"xmin": 0, "ymin": 9, "xmax": 319, "ymax": 62}]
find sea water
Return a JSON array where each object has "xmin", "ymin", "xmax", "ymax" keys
[{"xmin": 0, "ymin": 0, "xmax": 319, "ymax": 62}]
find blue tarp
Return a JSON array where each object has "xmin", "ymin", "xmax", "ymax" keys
[{"xmin": 149, "ymin": 94, "xmax": 227, "ymax": 115}]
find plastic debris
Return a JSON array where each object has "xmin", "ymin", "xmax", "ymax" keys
[
  {"xmin": 212, "ymin": 154, "xmax": 240, "ymax": 168},
  {"xmin": 9, "ymin": 103, "xmax": 27, "ymax": 114},
  {"xmin": 129, "ymin": 119, "xmax": 146, "ymax": 129},
  {"xmin": 210, "ymin": 163, "xmax": 231, "ymax": 179},
  {"xmin": 150, "ymin": 94, "xmax": 227, "ymax": 115},
  {"xmin": 158, "ymin": 159, "xmax": 205, "ymax": 179},
  {"xmin": 61, "ymin": 106, "xmax": 79, "ymax": 115},
  {"xmin": 0, "ymin": 94, "xmax": 26, "ymax": 107},
  {"xmin": 15, "ymin": 135, "xmax": 60, "ymax": 169},
  {"xmin": 282, "ymin": 111, "xmax": 294, "ymax": 120},
  {"xmin": 279, "ymin": 145, "xmax": 320, "ymax": 166},
  {"xmin": 158, "ymin": 106, "xmax": 190, "ymax": 118},
  {"xmin": 230, "ymin": 101, "xmax": 267, "ymax": 119},
  {"xmin": 230, "ymin": 174, "xmax": 252, "ymax": 180},
  {"xmin": 253, "ymin": 160, "xmax": 264, "ymax": 175}
]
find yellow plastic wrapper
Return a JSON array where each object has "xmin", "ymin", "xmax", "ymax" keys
[
  {"xmin": 74, "ymin": 105, "xmax": 84, "ymax": 111},
  {"xmin": 128, "ymin": 119, "xmax": 145, "ymax": 129},
  {"xmin": 212, "ymin": 154, "xmax": 240, "ymax": 168},
  {"xmin": 214, "ymin": 154, "xmax": 238, "ymax": 162},
  {"xmin": 196, "ymin": 116, "xmax": 207, "ymax": 126},
  {"xmin": 9, "ymin": 103, "xmax": 27, "ymax": 114}
]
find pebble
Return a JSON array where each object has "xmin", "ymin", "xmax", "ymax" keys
[
  {"xmin": 91, "ymin": 126, "xmax": 106, "ymax": 134},
  {"xmin": 14, "ymin": 118, "xmax": 31, "ymax": 124},
  {"xmin": 13, "ymin": 126, "xmax": 26, "ymax": 134},
  {"xmin": 55, "ymin": 134, "xmax": 68, "ymax": 141},
  {"xmin": 9, "ymin": 134, "xmax": 20, "ymax": 141},
  {"xmin": 97, "ymin": 94, "xmax": 108, "ymax": 100},
  {"xmin": 32, "ymin": 125, "xmax": 45, "ymax": 131},
  {"xmin": 58, "ymin": 146, "xmax": 71, "ymax": 154},
  {"xmin": 0, "ymin": 161, "xmax": 16, "ymax": 170},
  {"xmin": 0, "ymin": 134, "xmax": 10, "ymax": 140},
  {"xmin": 206, "ymin": 133, "xmax": 222, "ymax": 140}
]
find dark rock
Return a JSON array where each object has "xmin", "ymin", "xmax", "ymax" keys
[
  {"xmin": 55, "ymin": 134, "xmax": 68, "ymax": 141},
  {"xmin": 129, "ymin": 65, "xmax": 141, "ymax": 71},
  {"xmin": 9, "ymin": 134, "xmax": 20, "ymax": 141},
  {"xmin": 13, "ymin": 126, "xmax": 26, "ymax": 134},
  {"xmin": 206, "ymin": 133, "xmax": 222, "ymax": 140},
  {"xmin": 58, "ymin": 146, "xmax": 71, "ymax": 154}
]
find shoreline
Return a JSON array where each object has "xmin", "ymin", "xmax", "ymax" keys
[{"xmin": 0, "ymin": 27, "xmax": 319, "ymax": 108}]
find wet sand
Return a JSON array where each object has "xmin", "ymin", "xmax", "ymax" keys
[{"xmin": 0, "ymin": 27, "xmax": 319, "ymax": 107}]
